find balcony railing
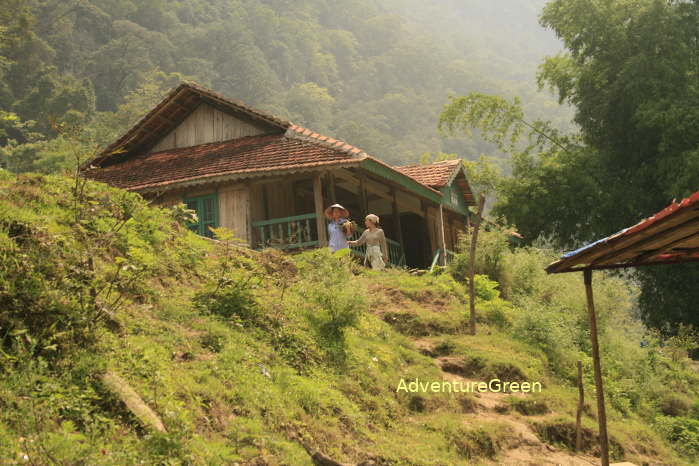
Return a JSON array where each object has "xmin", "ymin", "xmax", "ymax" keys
[
  {"xmin": 252, "ymin": 213, "xmax": 319, "ymax": 250},
  {"xmin": 252, "ymin": 213, "xmax": 405, "ymax": 266},
  {"xmin": 430, "ymin": 248, "xmax": 456, "ymax": 271}
]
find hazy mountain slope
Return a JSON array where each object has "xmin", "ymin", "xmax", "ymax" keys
[{"xmin": 4, "ymin": 0, "xmax": 571, "ymax": 171}]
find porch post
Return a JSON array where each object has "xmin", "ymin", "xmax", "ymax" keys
[
  {"xmin": 420, "ymin": 201, "xmax": 432, "ymax": 266},
  {"xmin": 313, "ymin": 174, "xmax": 328, "ymax": 247},
  {"xmin": 328, "ymin": 172, "xmax": 337, "ymax": 203},
  {"xmin": 584, "ymin": 269, "xmax": 610, "ymax": 466},
  {"xmin": 437, "ymin": 204, "xmax": 447, "ymax": 266},
  {"xmin": 391, "ymin": 188, "xmax": 405, "ymax": 257},
  {"xmin": 359, "ymin": 173, "xmax": 368, "ymax": 216}
]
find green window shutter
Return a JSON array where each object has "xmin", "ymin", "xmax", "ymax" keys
[
  {"xmin": 184, "ymin": 194, "xmax": 219, "ymax": 238},
  {"xmin": 184, "ymin": 199, "xmax": 200, "ymax": 233}
]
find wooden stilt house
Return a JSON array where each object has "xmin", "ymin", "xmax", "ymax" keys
[{"xmin": 84, "ymin": 82, "xmax": 475, "ymax": 268}]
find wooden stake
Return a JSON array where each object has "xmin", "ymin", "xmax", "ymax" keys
[
  {"xmin": 313, "ymin": 174, "xmax": 327, "ymax": 247},
  {"xmin": 575, "ymin": 360, "xmax": 584, "ymax": 452},
  {"xmin": 584, "ymin": 269, "xmax": 610, "ymax": 466},
  {"xmin": 468, "ymin": 194, "xmax": 486, "ymax": 336}
]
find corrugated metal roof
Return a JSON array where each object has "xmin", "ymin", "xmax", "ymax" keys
[{"xmin": 547, "ymin": 191, "xmax": 699, "ymax": 273}]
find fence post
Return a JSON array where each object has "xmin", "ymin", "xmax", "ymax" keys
[{"xmin": 575, "ymin": 360, "xmax": 584, "ymax": 452}]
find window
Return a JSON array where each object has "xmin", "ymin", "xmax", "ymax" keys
[{"xmin": 184, "ymin": 193, "xmax": 219, "ymax": 238}]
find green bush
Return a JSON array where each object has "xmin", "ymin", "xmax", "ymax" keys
[
  {"xmin": 655, "ymin": 416, "xmax": 699, "ymax": 457},
  {"xmin": 193, "ymin": 274, "xmax": 261, "ymax": 325},
  {"xmin": 479, "ymin": 299, "xmax": 513, "ymax": 330},
  {"xmin": 295, "ymin": 249, "xmax": 367, "ymax": 364},
  {"xmin": 660, "ymin": 393, "xmax": 693, "ymax": 417},
  {"xmin": 449, "ymin": 227, "xmax": 511, "ymax": 283}
]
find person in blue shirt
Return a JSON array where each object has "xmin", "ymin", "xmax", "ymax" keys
[{"xmin": 324, "ymin": 203, "xmax": 352, "ymax": 252}]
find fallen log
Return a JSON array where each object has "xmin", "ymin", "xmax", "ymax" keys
[{"xmin": 101, "ymin": 371, "xmax": 167, "ymax": 433}]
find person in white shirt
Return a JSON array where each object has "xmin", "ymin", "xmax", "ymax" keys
[
  {"xmin": 349, "ymin": 214, "xmax": 388, "ymax": 269},
  {"xmin": 324, "ymin": 203, "xmax": 352, "ymax": 252}
]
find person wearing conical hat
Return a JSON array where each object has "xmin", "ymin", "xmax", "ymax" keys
[
  {"xmin": 349, "ymin": 214, "xmax": 388, "ymax": 270},
  {"xmin": 324, "ymin": 203, "xmax": 352, "ymax": 252}
]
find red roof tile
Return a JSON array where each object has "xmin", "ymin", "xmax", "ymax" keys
[
  {"xmin": 394, "ymin": 159, "xmax": 475, "ymax": 205},
  {"xmin": 84, "ymin": 83, "xmax": 449, "ymax": 200},
  {"xmin": 394, "ymin": 159, "xmax": 461, "ymax": 188},
  {"xmin": 84, "ymin": 133, "xmax": 362, "ymax": 191}
]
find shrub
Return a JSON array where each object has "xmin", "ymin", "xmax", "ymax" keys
[
  {"xmin": 449, "ymin": 227, "xmax": 511, "ymax": 284},
  {"xmin": 655, "ymin": 416, "xmax": 699, "ymax": 457},
  {"xmin": 660, "ymin": 393, "xmax": 693, "ymax": 417},
  {"xmin": 193, "ymin": 274, "xmax": 261, "ymax": 325},
  {"xmin": 479, "ymin": 299, "xmax": 512, "ymax": 329},
  {"xmin": 295, "ymin": 249, "xmax": 367, "ymax": 365}
]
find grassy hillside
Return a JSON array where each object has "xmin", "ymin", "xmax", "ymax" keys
[{"xmin": 1, "ymin": 172, "xmax": 698, "ymax": 465}]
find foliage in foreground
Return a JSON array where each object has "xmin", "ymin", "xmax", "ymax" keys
[
  {"xmin": 448, "ymin": 226, "xmax": 699, "ymax": 460},
  {"xmin": 0, "ymin": 173, "xmax": 698, "ymax": 464}
]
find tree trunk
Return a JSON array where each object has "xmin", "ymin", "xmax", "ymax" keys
[{"xmin": 468, "ymin": 194, "xmax": 486, "ymax": 336}]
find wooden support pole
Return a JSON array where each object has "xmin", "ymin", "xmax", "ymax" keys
[
  {"xmin": 328, "ymin": 172, "xmax": 337, "ymax": 203},
  {"xmin": 421, "ymin": 201, "xmax": 432, "ymax": 266},
  {"xmin": 575, "ymin": 360, "xmax": 584, "ymax": 452},
  {"xmin": 437, "ymin": 205, "xmax": 447, "ymax": 266},
  {"xmin": 391, "ymin": 188, "xmax": 405, "ymax": 255},
  {"xmin": 313, "ymin": 174, "xmax": 327, "ymax": 247},
  {"xmin": 262, "ymin": 184, "xmax": 270, "ymax": 221},
  {"xmin": 359, "ymin": 173, "xmax": 368, "ymax": 216},
  {"xmin": 584, "ymin": 269, "xmax": 610, "ymax": 466}
]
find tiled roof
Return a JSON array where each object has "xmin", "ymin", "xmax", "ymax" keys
[
  {"xmin": 394, "ymin": 159, "xmax": 461, "ymax": 188},
  {"xmin": 90, "ymin": 82, "xmax": 292, "ymax": 167},
  {"xmin": 394, "ymin": 159, "xmax": 475, "ymax": 206},
  {"xmin": 84, "ymin": 133, "xmax": 364, "ymax": 191},
  {"xmin": 287, "ymin": 124, "xmax": 365, "ymax": 156},
  {"xmin": 84, "ymin": 81, "xmax": 446, "ymax": 199}
]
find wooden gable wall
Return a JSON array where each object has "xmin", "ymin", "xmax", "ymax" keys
[{"xmin": 150, "ymin": 104, "xmax": 270, "ymax": 153}]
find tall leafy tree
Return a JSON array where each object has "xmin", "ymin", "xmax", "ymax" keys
[
  {"xmin": 442, "ymin": 0, "xmax": 699, "ymax": 331},
  {"xmin": 539, "ymin": 0, "xmax": 699, "ymax": 331}
]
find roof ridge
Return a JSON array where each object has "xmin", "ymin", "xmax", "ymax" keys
[
  {"xmin": 395, "ymin": 158, "xmax": 461, "ymax": 169},
  {"xmin": 180, "ymin": 81, "xmax": 292, "ymax": 128},
  {"xmin": 285, "ymin": 125, "xmax": 367, "ymax": 158}
]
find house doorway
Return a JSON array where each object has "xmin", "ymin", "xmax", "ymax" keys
[{"xmin": 401, "ymin": 213, "xmax": 431, "ymax": 269}]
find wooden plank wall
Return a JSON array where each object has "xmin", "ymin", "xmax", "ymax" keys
[
  {"xmin": 265, "ymin": 180, "xmax": 295, "ymax": 219},
  {"xmin": 219, "ymin": 184, "xmax": 251, "ymax": 243},
  {"xmin": 148, "ymin": 182, "xmax": 251, "ymax": 244},
  {"xmin": 150, "ymin": 104, "xmax": 268, "ymax": 152},
  {"xmin": 443, "ymin": 218, "xmax": 462, "ymax": 252},
  {"xmin": 249, "ymin": 184, "xmax": 266, "ymax": 223}
]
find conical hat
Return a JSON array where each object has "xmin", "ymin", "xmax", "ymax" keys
[{"xmin": 324, "ymin": 203, "xmax": 349, "ymax": 219}]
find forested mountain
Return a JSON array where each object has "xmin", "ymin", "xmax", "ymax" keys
[{"xmin": 0, "ymin": 0, "xmax": 569, "ymax": 172}]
